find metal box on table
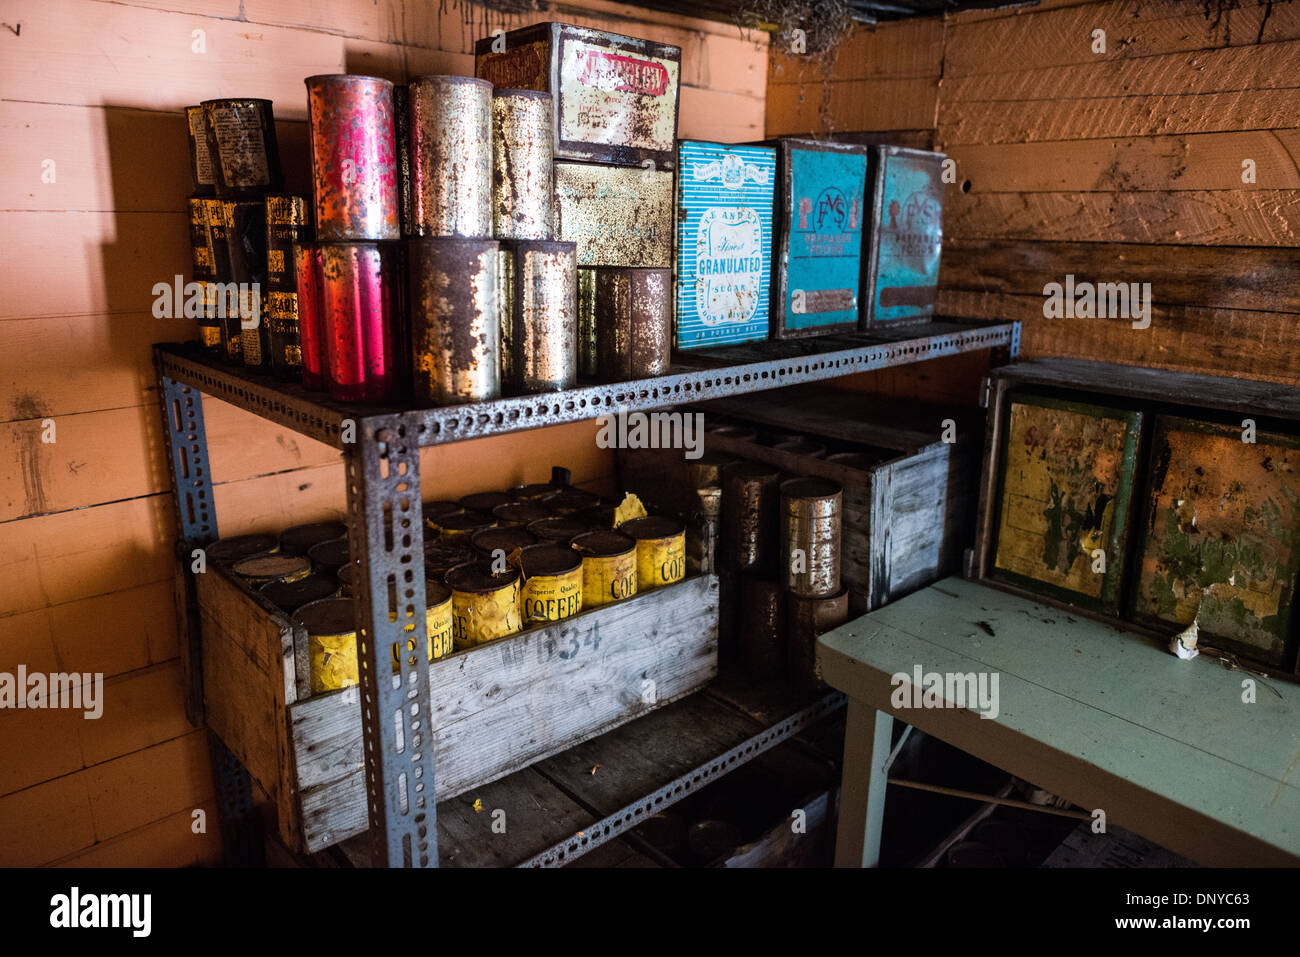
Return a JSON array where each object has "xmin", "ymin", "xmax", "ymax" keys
[
  {"xmin": 475, "ymin": 21, "xmax": 681, "ymax": 171},
  {"xmin": 674, "ymin": 140, "xmax": 776, "ymax": 350},
  {"xmin": 860, "ymin": 146, "xmax": 945, "ymax": 328},
  {"xmin": 553, "ymin": 160, "xmax": 674, "ymax": 268}
]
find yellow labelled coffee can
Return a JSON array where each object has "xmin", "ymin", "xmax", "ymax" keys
[
  {"xmin": 438, "ymin": 510, "xmax": 497, "ymax": 545},
  {"xmin": 424, "ymin": 541, "xmax": 478, "ymax": 583},
  {"xmin": 307, "ymin": 537, "xmax": 352, "ymax": 578},
  {"xmin": 620, "ymin": 516, "xmax": 686, "ymax": 591},
  {"xmin": 232, "ymin": 553, "xmax": 312, "ymax": 586},
  {"xmin": 514, "ymin": 543, "xmax": 583, "ymax": 625},
  {"xmin": 205, "ymin": 533, "xmax": 278, "ymax": 566},
  {"xmin": 572, "ymin": 530, "xmax": 637, "ymax": 608},
  {"xmin": 472, "ymin": 525, "xmax": 537, "ymax": 560},
  {"xmin": 492, "ymin": 502, "xmax": 553, "ymax": 527},
  {"xmin": 279, "ymin": 521, "xmax": 348, "ymax": 556},
  {"xmin": 446, "ymin": 560, "xmax": 522, "ymax": 649},
  {"xmin": 780, "ymin": 477, "xmax": 842, "ymax": 598},
  {"xmin": 527, "ymin": 516, "xmax": 590, "ymax": 544},
  {"xmin": 460, "ymin": 490, "xmax": 515, "ymax": 513},
  {"xmin": 392, "ymin": 580, "xmax": 454, "ymax": 670},
  {"xmin": 260, "ymin": 574, "xmax": 339, "ymax": 615},
  {"xmin": 296, "ymin": 597, "xmax": 359, "ymax": 694}
]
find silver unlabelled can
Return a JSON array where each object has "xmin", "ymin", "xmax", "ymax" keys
[
  {"xmin": 688, "ymin": 485, "xmax": 722, "ymax": 576},
  {"xmin": 577, "ymin": 267, "xmax": 597, "ymax": 378},
  {"xmin": 499, "ymin": 240, "xmax": 578, "ymax": 394},
  {"xmin": 491, "ymin": 90, "xmax": 553, "ymax": 240},
  {"xmin": 780, "ymin": 477, "xmax": 842, "ymax": 597},
  {"xmin": 409, "ymin": 75, "xmax": 493, "ymax": 238},
  {"xmin": 723, "ymin": 462, "xmax": 781, "ymax": 573},
  {"xmin": 787, "ymin": 587, "xmax": 849, "ymax": 690},
  {"xmin": 408, "ymin": 237, "xmax": 500, "ymax": 403},
  {"xmin": 594, "ymin": 267, "xmax": 671, "ymax": 380}
]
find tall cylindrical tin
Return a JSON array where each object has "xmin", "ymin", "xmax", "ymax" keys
[
  {"xmin": 787, "ymin": 587, "xmax": 849, "ymax": 690},
  {"xmin": 491, "ymin": 89, "xmax": 553, "ymax": 240},
  {"xmin": 305, "ymin": 75, "xmax": 399, "ymax": 242},
  {"xmin": 409, "ymin": 75, "xmax": 493, "ymax": 238},
  {"xmin": 295, "ymin": 598, "xmax": 359, "ymax": 694},
  {"xmin": 573, "ymin": 530, "xmax": 638, "ymax": 608},
  {"xmin": 499, "ymin": 240, "xmax": 578, "ymax": 394},
  {"xmin": 200, "ymin": 98, "xmax": 282, "ymax": 199},
  {"xmin": 184, "ymin": 105, "xmax": 216, "ymax": 197},
  {"xmin": 594, "ymin": 267, "xmax": 671, "ymax": 380},
  {"xmin": 224, "ymin": 200, "xmax": 269, "ymax": 370},
  {"xmin": 186, "ymin": 197, "xmax": 221, "ymax": 356},
  {"xmin": 392, "ymin": 84, "xmax": 414, "ymax": 237},
  {"xmin": 446, "ymin": 561, "xmax": 522, "ymax": 649},
  {"xmin": 780, "ymin": 477, "xmax": 842, "ymax": 597},
  {"xmin": 318, "ymin": 241, "xmax": 403, "ymax": 402},
  {"xmin": 685, "ymin": 452, "xmax": 736, "ymax": 490},
  {"xmin": 688, "ymin": 485, "xmax": 722, "ymax": 576},
  {"xmin": 740, "ymin": 575, "xmax": 784, "ymax": 678},
  {"xmin": 577, "ymin": 267, "xmax": 597, "ymax": 378},
  {"xmin": 264, "ymin": 195, "xmax": 310, "ymax": 379},
  {"xmin": 620, "ymin": 516, "xmax": 686, "ymax": 591},
  {"xmin": 723, "ymin": 462, "xmax": 781, "ymax": 572},
  {"xmin": 206, "ymin": 200, "xmax": 240, "ymax": 364},
  {"xmin": 408, "ymin": 237, "xmax": 500, "ymax": 403},
  {"xmin": 514, "ymin": 543, "xmax": 583, "ymax": 625},
  {"xmin": 292, "ymin": 242, "xmax": 327, "ymax": 390}
]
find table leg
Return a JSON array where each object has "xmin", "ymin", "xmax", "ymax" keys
[{"xmin": 834, "ymin": 698, "xmax": 894, "ymax": 867}]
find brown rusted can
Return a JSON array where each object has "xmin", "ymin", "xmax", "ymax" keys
[
  {"xmin": 264, "ymin": 195, "xmax": 310, "ymax": 379},
  {"xmin": 185, "ymin": 105, "xmax": 217, "ymax": 196},
  {"xmin": 540, "ymin": 487, "xmax": 601, "ymax": 515},
  {"xmin": 491, "ymin": 89, "xmax": 553, "ymax": 240},
  {"xmin": 471, "ymin": 525, "xmax": 537, "ymax": 560},
  {"xmin": 409, "ymin": 75, "xmax": 493, "ymax": 238},
  {"xmin": 499, "ymin": 239, "xmax": 578, "ymax": 394},
  {"xmin": 207, "ymin": 200, "xmax": 240, "ymax": 364},
  {"xmin": 335, "ymin": 562, "xmax": 358, "ymax": 595},
  {"xmin": 780, "ymin": 477, "xmax": 842, "ymax": 597},
  {"xmin": 574, "ymin": 503, "xmax": 616, "ymax": 529},
  {"xmin": 305, "ymin": 75, "xmax": 399, "ymax": 242},
  {"xmin": 685, "ymin": 451, "xmax": 737, "ymax": 490},
  {"xmin": 688, "ymin": 485, "xmax": 722, "ymax": 576},
  {"xmin": 773, "ymin": 436, "xmax": 827, "ymax": 458},
  {"xmin": 594, "ymin": 267, "xmax": 671, "ymax": 380},
  {"xmin": 408, "ymin": 237, "xmax": 500, "ymax": 403},
  {"xmin": 723, "ymin": 462, "xmax": 781, "ymax": 573},
  {"xmin": 787, "ymin": 587, "xmax": 849, "ymax": 690},
  {"xmin": 224, "ymin": 200, "xmax": 268, "ymax": 369},
  {"xmin": 292, "ymin": 242, "xmax": 327, "ymax": 390},
  {"xmin": 740, "ymin": 575, "xmax": 785, "ymax": 678},
  {"xmin": 201, "ymin": 98, "xmax": 282, "ymax": 199},
  {"xmin": 278, "ymin": 521, "xmax": 347, "ymax": 556},
  {"xmin": 318, "ymin": 241, "xmax": 403, "ymax": 402},
  {"xmin": 493, "ymin": 502, "xmax": 553, "ymax": 527},
  {"xmin": 577, "ymin": 267, "xmax": 597, "ymax": 378}
]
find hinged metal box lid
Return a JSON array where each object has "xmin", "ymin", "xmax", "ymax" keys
[
  {"xmin": 768, "ymin": 138, "xmax": 869, "ymax": 339},
  {"xmin": 861, "ymin": 145, "xmax": 945, "ymax": 328},
  {"xmin": 674, "ymin": 140, "xmax": 776, "ymax": 350},
  {"xmin": 475, "ymin": 21, "xmax": 682, "ymax": 171},
  {"xmin": 553, "ymin": 160, "xmax": 674, "ymax": 268}
]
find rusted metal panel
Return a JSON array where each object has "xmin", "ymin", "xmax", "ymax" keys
[
  {"xmin": 475, "ymin": 21, "xmax": 681, "ymax": 171},
  {"xmin": 317, "ymin": 241, "xmax": 403, "ymax": 402},
  {"xmin": 499, "ymin": 239, "xmax": 578, "ymax": 394},
  {"xmin": 408, "ymin": 237, "xmax": 501, "ymax": 404},
  {"xmin": 491, "ymin": 89, "xmax": 554, "ymax": 240},
  {"xmin": 1132, "ymin": 416, "xmax": 1300, "ymax": 668},
  {"xmin": 861, "ymin": 146, "xmax": 945, "ymax": 328},
  {"xmin": 409, "ymin": 75, "xmax": 493, "ymax": 239},
  {"xmin": 201, "ymin": 98, "xmax": 283, "ymax": 199},
  {"xmin": 593, "ymin": 266, "xmax": 671, "ymax": 380},
  {"xmin": 553, "ymin": 161, "xmax": 673, "ymax": 268},
  {"xmin": 990, "ymin": 393, "xmax": 1143, "ymax": 615},
  {"xmin": 305, "ymin": 75, "xmax": 400, "ymax": 242}
]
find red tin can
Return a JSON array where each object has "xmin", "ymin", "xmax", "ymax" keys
[
  {"xmin": 305, "ymin": 75, "xmax": 400, "ymax": 242},
  {"xmin": 318, "ymin": 242, "xmax": 403, "ymax": 402},
  {"xmin": 293, "ymin": 242, "xmax": 327, "ymax": 390}
]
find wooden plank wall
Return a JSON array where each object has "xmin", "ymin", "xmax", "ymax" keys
[
  {"xmin": 0, "ymin": 0, "xmax": 766, "ymax": 867},
  {"xmin": 768, "ymin": 0, "xmax": 1300, "ymax": 389}
]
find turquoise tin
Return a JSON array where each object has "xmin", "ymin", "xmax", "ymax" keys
[
  {"xmin": 772, "ymin": 139, "xmax": 868, "ymax": 339},
  {"xmin": 674, "ymin": 140, "xmax": 776, "ymax": 350},
  {"xmin": 861, "ymin": 145, "xmax": 945, "ymax": 327}
]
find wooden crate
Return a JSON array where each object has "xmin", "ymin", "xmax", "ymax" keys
[
  {"xmin": 197, "ymin": 566, "xmax": 718, "ymax": 853},
  {"xmin": 616, "ymin": 388, "xmax": 979, "ymax": 612}
]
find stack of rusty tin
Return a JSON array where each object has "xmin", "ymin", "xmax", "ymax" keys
[{"xmin": 475, "ymin": 22, "xmax": 680, "ymax": 384}]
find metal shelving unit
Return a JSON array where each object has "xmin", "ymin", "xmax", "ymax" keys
[{"xmin": 151, "ymin": 317, "xmax": 1019, "ymax": 869}]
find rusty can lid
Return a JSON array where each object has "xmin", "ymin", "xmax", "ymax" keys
[
  {"xmin": 510, "ymin": 482, "xmax": 564, "ymax": 501},
  {"xmin": 527, "ymin": 516, "xmax": 590, "ymax": 544},
  {"xmin": 773, "ymin": 437, "xmax": 828, "ymax": 458},
  {"xmin": 471, "ymin": 526, "xmax": 537, "ymax": 558},
  {"xmin": 540, "ymin": 488, "xmax": 602, "ymax": 514},
  {"xmin": 423, "ymin": 500, "xmax": 462, "ymax": 521},
  {"xmin": 780, "ymin": 477, "xmax": 843, "ymax": 503},
  {"xmin": 446, "ymin": 560, "xmax": 521, "ymax": 594},
  {"xmin": 260, "ymin": 575, "xmax": 339, "ymax": 614},
  {"xmin": 232, "ymin": 553, "xmax": 311, "ymax": 582},
  {"xmin": 459, "ymin": 491, "xmax": 515, "ymax": 512},
  {"xmin": 573, "ymin": 503, "xmax": 617, "ymax": 529},
  {"xmin": 278, "ymin": 522, "xmax": 347, "ymax": 556},
  {"xmin": 492, "ymin": 502, "xmax": 553, "ymax": 526},
  {"xmin": 206, "ymin": 533, "xmax": 279, "ymax": 565},
  {"xmin": 307, "ymin": 537, "xmax": 351, "ymax": 568},
  {"xmin": 424, "ymin": 580, "xmax": 453, "ymax": 607},
  {"xmin": 572, "ymin": 530, "xmax": 637, "ymax": 559},
  {"xmin": 620, "ymin": 516, "xmax": 685, "ymax": 541},
  {"xmin": 437, "ymin": 511, "xmax": 497, "ymax": 533},
  {"xmin": 517, "ymin": 543, "xmax": 582, "ymax": 577},
  {"xmin": 293, "ymin": 597, "xmax": 356, "ymax": 637}
]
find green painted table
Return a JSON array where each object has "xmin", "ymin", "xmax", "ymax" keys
[{"xmin": 817, "ymin": 576, "xmax": 1300, "ymax": 867}]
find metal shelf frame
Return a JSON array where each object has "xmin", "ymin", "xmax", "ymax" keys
[{"xmin": 150, "ymin": 317, "xmax": 1019, "ymax": 869}]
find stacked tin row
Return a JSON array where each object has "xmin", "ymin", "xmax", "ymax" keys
[{"xmin": 182, "ymin": 100, "xmax": 312, "ymax": 377}]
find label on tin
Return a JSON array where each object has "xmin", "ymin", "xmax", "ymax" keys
[
  {"xmin": 870, "ymin": 152, "xmax": 943, "ymax": 323},
  {"xmin": 636, "ymin": 534, "xmax": 685, "ymax": 590},
  {"xmin": 581, "ymin": 552, "xmax": 636, "ymax": 608},
  {"xmin": 675, "ymin": 141, "xmax": 775, "ymax": 349},
  {"xmin": 521, "ymin": 570, "xmax": 582, "ymax": 623},
  {"xmin": 210, "ymin": 105, "xmax": 271, "ymax": 187},
  {"xmin": 240, "ymin": 324, "xmax": 262, "ymax": 365},
  {"xmin": 187, "ymin": 107, "xmax": 215, "ymax": 186},
  {"xmin": 553, "ymin": 163, "xmax": 673, "ymax": 267},
  {"xmin": 783, "ymin": 146, "xmax": 866, "ymax": 332},
  {"xmin": 452, "ymin": 582, "xmax": 522, "ymax": 649},
  {"xmin": 477, "ymin": 40, "xmax": 549, "ymax": 91},
  {"xmin": 200, "ymin": 325, "xmax": 222, "ymax": 348},
  {"xmin": 559, "ymin": 34, "xmax": 678, "ymax": 154}
]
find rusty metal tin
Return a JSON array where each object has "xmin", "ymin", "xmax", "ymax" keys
[
  {"xmin": 492, "ymin": 502, "xmax": 553, "ymax": 526},
  {"xmin": 685, "ymin": 451, "xmax": 737, "ymax": 490},
  {"xmin": 296, "ymin": 598, "xmax": 359, "ymax": 693},
  {"xmin": 723, "ymin": 462, "xmax": 781, "ymax": 572},
  {"xmin": 209, "ymin": 201, "xmax": 241, "ymax": 364},
  {"xmin": 397, "ymin": 580, "xmax": 454, "ymax": 666},
  {"xmin": 499, "ymin": 239, "xmax": 579, "ymax": 394},
  {"xmin": 460, "ymin": 491, "xmax": 515, "ymax": 513},
  {"xmin": 620, "ymin": 515, "xmax": 686, "ymax": 591},
  {"xmin": 392, "ymin": 84, "xmax": 414, "ymax": 237},
  {"xmin": 438, "ymin": 511, "xmax": 497, "ymax": 545},
  {"xmin": 184, "ymin": 105, "xmax": 217, "ymax": 196},
  {"xmin": 786, "ymin": 587, "xmax": 849, "ymax": 690},
  {"xmin": 423, "ymin": 541, "xmax": 477, "ymax": 582},
  {"xmin": 688, "ymin": 485, "xmax": 722, "ymax": 575},
  {"xmin": 422, "ymin": 501, "xmax": 462, "ymax": 528},
  {"xmin": 511, "ymin": 482, "xmax": 566, "ymax": 502},
  {"xmin": 187, "ymin": 198, "xmax": 222, "ymax": 356},
  {"xmin": 491, "ymin": 89, "xmax": 554, "ymax": 240},
  {"xmin": 278, "ymin": 521, "xmax": 348, "ymax": 556},
  {"xmin": 292, "ymin": 242, "xmax": 326, "ymax": 389},
  {"xmin": 594, "ymin": 267, "xmax": 671, "ymax": 380},
  {"xmin": 574, "ymin": 503, "xmax": 617, "ymax": 529},
  {"xmin": 232, "ymin": 553, "xmax": 311, "ymax": 586},
  {"xmin": 446, "ymin": 560, "xmax": 523, "ymax": 649},
  {"xmin": 471, "ymin": 525, "xmax": 537, "ymax": 560},
  {"xmin": 201, "ymin": 98, "xmax": 283, "ymax": 198},
  {"xmin": 224, "ymin": 200, "xmax": 269, "ymax": 369},
  {"xmin": 264, "ymin": 195, "xmax": 310, "ymax": 379},
  {"xmin": 305, "ymin": 75, "xmax": 399, "ymax": 242},
  {"xmin": 335, "ymin": 562, "xmax": 358, "ymax": 595},
  {"xmin": 260, "ymin": 574, "xmax": 340, "ymax": 615},
  {"xmin": 408, "ymin": 237, "xmax": 500, "ymax": 403},
  {"xmin": 577, "ymin": 267, "xmax": 597, "ymax": 378},
  {"xmin": 773, "ymin": 436, "xmax": 827, "ymax": 458},
  {"xmin": 318, "ymin": 241, "xmax": 403, "ymax": 403},
  {"xmin": 539, "ymin": 487, "xmax": 601, "ymax": 515},
  {"xmin": 740, "ymin": 575, "xmax": 785, "ymax": 677},
  {"xmin": 572, "ymin": 530, "xmax": 637, "ymax": 607},
  {"xmin": 205, "ymin": 533, "xmax": 278, "ymax": 566},
  {"xmin": 514, "ymin": 543, "xmax": 584, "ymax": 624},
  {"xmin": 780, "ymin": 477, "xmax": 842, "ymax": 598},
  {"xmin": 307, "ymin": 537, "xmax": 352, "ymax": 577},
  {"xmin": 706, "ymin": 422, "xmax": 758, "ymax": 443},
  {"xmin": 409, "ymin": 75, "xmax": 493, "ymax": 238},
  {"xmin": 527, "ymin": 516, "xmax": 589, "ymax": 544},
  {"xmin": 553, "ymin": 161, "xmax": 673, "ymax": 268}
]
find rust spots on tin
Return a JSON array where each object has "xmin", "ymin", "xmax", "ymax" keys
[
  {"xmin": 593, "ymin": 267, "xmax": 671, "ymax": 380},
  {"xmin": 408, "ymin": 237, "xmax": 501, "ymax": 404},
  {"xmin": 500, "ymin": 239, "xmax": 578, "ymax": 394},
  {"xmin": 409, "ymin": 75, "xmax": 493, "ymax": 239},
  {"xmin": 491, "ymin": 89, "xmax": 554, "ymax": 241}
]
